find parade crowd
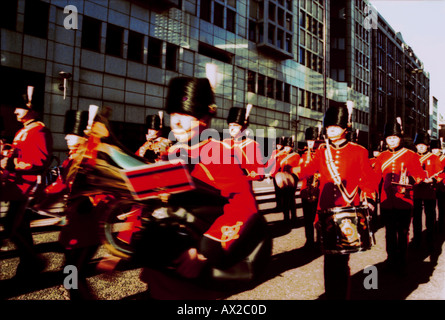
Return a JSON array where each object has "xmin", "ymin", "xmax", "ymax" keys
[{"xmin": 1, "ymin": 76, "xmax": 445, "ymax": 300}]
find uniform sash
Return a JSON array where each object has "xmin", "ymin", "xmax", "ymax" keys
[
  {"xmin": 381, "ymin": 148, "xmax": 409, "ymax": 172},
  {"xmin": 324, "ymin": 142, "xmax": 358, "ymax": 206}
]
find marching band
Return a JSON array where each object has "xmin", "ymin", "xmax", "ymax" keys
[{"xmin": 1, "ymin": 76, "xmax": 445, "ymax": 300}]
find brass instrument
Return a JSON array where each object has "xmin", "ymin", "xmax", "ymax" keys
[
  {"xmin": 305, "ymin": 173, "xmax": 320, "ymax": 202},
  {"xmin": 138, "ymin": 137, "xmax": 171, "ymax": 159},
  {"xmin": 393, "ymin": 162, "xmax": 410, "ymax": 194}
]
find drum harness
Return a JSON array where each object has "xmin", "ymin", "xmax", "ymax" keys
[{"xmin": 324, "ymin": 140, "xmax": 358, "ymax": 206}]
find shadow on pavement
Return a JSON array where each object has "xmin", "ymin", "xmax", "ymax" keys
[{"xmin": 346, "ymin": 230, "xmax": 445, "ymax": 300}]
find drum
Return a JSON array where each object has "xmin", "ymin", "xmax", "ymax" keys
[{"xmin": 318, "ymin": 205, "xmax": 373, "ymax": 255}]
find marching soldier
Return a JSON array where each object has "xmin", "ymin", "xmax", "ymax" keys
[
  {"xmin": 432, "ymin": 139, "xmax": 445, "ymax": 233},
  {"xmin": 267, "ymin": 137, "xmax": 286, "ymax": 211},
  {"xmin": 299, "ymin": 127, "xmax": 321, "ymax": 247},
  {"xmin": 292, "ymin": 104, "xmax": 378, "ymax": 300},
  {"xmin": 136, "ymin": 113, "xmax": 171, "ymax": 163},
  {"xmin": 275, "ymin": 136, "xmax": 300, "ymax": 223},
  {"xmin": 412, "ymin": 133, "xmax": 442, "ymax": 248},
  {"xmin": 373, "ymin": 119, "xmax": 425, "ymax": 272},
  {"xmin": 222, "ymin": 106, "xmax": 264, "ymax": 182},
  {"xmin": 0, "ymin": 86, "xmax": 53, "ymax": 279},
  {"xmin": 139, "ymin": 77, "xmax": 271, "ymax": 299}
]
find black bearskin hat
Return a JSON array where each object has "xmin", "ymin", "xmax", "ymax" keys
[
  {"xmin": 413, "ymin": 132, "xmax": 430, "ymax": 146},
  {"xmin": 165, "ymin": 77, "xmax": 216, "ymax": 119},
  {"xmin": 283, "ymin": 136, "xmax": 294, "ymax": 148},
  {"xmin": 371, "ymin": 140, "xmax": 384, "ymax": 152},
  {"xmin": 227, "ymin": 107, "xmax": 248, "ymax": 126},
  {"xmin": 64, "ymin": 110, "xmax": 89, "ymax": 136},
  {"xmin": 305, "ymin": 127, "xmax": 319, "ymax": 141},
  {"xmin": 383, "ymin": 120, "xmax": 403, "ymax": 138},
  {"xmin": 276, "ymin": 136, "xmax": 285, "ymax": 146},
  {"xmin": 146, "ymin": 114, "xmax": 161, "ymax": 131},
  {"xmin": 16, "ymin": 86, "xmax": 43, "ymax": 112},
  {"xmin": 430, "ymin": 139, "xmax": 441, "ymax": 150},
  {"xmin": 323, "ymin": 104, "xmax": 349, "ymax": 129}
]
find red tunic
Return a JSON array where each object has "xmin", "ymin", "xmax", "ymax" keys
[
  {"xmin": 222, "ymin": 137, "xmax": 265, "ymax": 180},
  {"xmin": 168, "ymin": 138, "xmax": 258, "ymax": 250},
  {"xmin": 299, "ymin": 149, "xmax": 320, "ymax": 200},
  {"xmin": 5, "ymin": 120, "xmax": 53, "ymax": 196},
  {"xmin": 295, "ymin": 141, "xmax": 378, "ymax": 211},
  {"xmin": 413, "ymin": 152, "xmax": 443, "ymax": 200},
  {"xmin": 374, "ymin": 147, "xmax": 426, "ymax": 209}
]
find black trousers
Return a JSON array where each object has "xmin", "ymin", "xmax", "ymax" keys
[
  {"xmin": 324, "ymin": 254, "xmax": 350, "ymax": 300},
  {"xmin": 413, "ymin": 198, "xmax": 436, "ymax": 245},
  {"xmin": 3, "ymin": 201, "xmax": 41, "ymax": 273},
  {"xmin": 282, "ymin": 185, "xmax": 297, "ymax": 221},
  {"xmin": 273, "ymin": 178, "xmax": 283, "ymax": 211},
  {"xmin": 437, "ymin": 189, "xmax": 445, "ymax": 232},
  {"xmin": 302, "ymin": 198, "xmax": 317, "ymax": 245},
  {"xmin": 381, "ymin": 208, "xmax": 412, "ymax": 267},
  {"xmin": 64, "ymin": 245, "xmax": 99, "ymax": 300}
]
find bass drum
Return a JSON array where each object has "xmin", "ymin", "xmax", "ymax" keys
[
  {"xmin": 100, "ymin": 186, "xmax": 227, "ymax": 263},
  {"xmin": 317, "ymin": 205, "xmax": 373, "ymax": 255},
  {"xmin": 100, "ymin": 198, "xmax": 204, "ymax": 264}
]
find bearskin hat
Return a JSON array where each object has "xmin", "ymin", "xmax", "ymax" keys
[
  {"xmin": 305, "ymin": 127, "xmax": 319, "ymax": 141},
  {"xmin": 413, "ymin": 132, "xmax": 430, "ymax": 146},
  {"xmin": 64, "ymin": 110, "xmax": 89, "ymax": 136},
  {"xmin": 383, "ymin": 120, "xmax": 403, "ymax": 138},
  {"xmin": 323, "ymin": 104, "xmax": 349, "ymax": 129},
  {"xmin": 227, "ymin": 107, "xmax": 248, "ymax": 126},
  {"xmin": 146, "ymin": 114, "xmax": 161, "ymax": 131},
  {"xmin": 165, "ymin": 77, "xmax": 216, "ymax": 119},
  {"xmin": 430, "ymin": 139, "xmax": 441, "ymax": 150}
]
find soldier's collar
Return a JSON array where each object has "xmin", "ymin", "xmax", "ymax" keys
[
  {"xmin": 328, "ymin": 139, "xmax": 348, "ymax": 149},
  {"xmin": 23, "ymin": 119, "xmax": 38, "ymax": 127},
  {"xmin": 389, "ymin": 145, "xmax": 403, "ymax": 153}
]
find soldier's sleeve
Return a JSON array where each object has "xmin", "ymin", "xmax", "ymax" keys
[
  {"xmin": 294, "ymin": 149, "xmax": 319, "ymax": 180},
  {"xmin": 358, "ymin": 148, "xmax": 379, "ymax": 198},
  {"xmin": 409, "ymin": 152, "xmax": 427, "ymax": 183}
]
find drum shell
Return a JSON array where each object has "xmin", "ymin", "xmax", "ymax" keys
[{"xmin": 317, "ymin": 206, "xmax": 372, "ymax": 255}]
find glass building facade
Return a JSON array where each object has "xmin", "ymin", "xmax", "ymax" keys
[{"xmin": 0, "ymin": 0, "xmax": 430, "ymax": 159}]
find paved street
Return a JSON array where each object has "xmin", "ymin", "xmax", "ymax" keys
[{"xmin": 1, "ymin": 180, "xmax": 444, "ymax": 300}]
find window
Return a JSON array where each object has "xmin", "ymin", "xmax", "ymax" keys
[
  {"xmin": 227, "ymin": 8, "xmax": 236, "ymax": 33},
  {"xmin": 198, "ymin": 42, "xmax": 233, "ymax": 64},
  {"xmin": 166, "ymin": 43, "xmax": 179, "ymax": 71},
  {"xmin": 247, "ymin": 71, "xmax": 256, "ymax": 93},
  {"xmin": 128, "ymin": 31, "xmax": 144, "ymax": 63},
  {"xmin": 106, "ymin": 24, "xmax": 124, "ymax": 57},
  {"xmin": 0, "ymin": 0, "xmax": 17, "ymax": 30},
  {"xmin": 284, "ymin": 83, "xmax": 290, "ymax": 103},
  {"xmin": 249, "ymin": 20, "xmax": 257, "ymax": 42},
  {"xmin": 258, "ymin": 74, "xmax": 265, "ymax": 96},
  {"xmin": 81, "ymin": 16, "xmax": 102, "ymax": 52},
  {"xmin": 147, "ymin": 37, "xmax": 163, "ymax": 67},
  {"xmin": 275, "ymin": 80, "xmax": 283, "ymax": 101},
  {"xmin": 214, "ymin": 2, "xmax": 224, "ymax": 28},
  {"xmin": 200, "ymin": 0, "xmax": 211, "ymax": 22},
  {"xmin": 267, "ymin": 78, "xmax": 275, "ymax": 98},
  {"xmin": 24, "ymin": 0, "xmax": 49, "ymax": 39}
]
